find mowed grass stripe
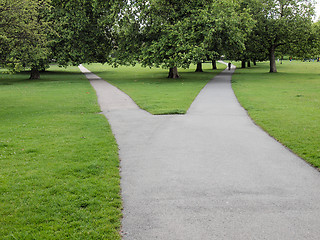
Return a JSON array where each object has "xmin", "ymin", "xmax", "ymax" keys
[
  {"xmin": 0, "ymin": 66, "xmax": 121, "ymax": 239},
  {"xmin": 232, "ymin": 61, "xmax": 320, "ymax": 168},
  {"xmin": 83, "ymin": 63, "xmax": 224, "ymax": 115}
]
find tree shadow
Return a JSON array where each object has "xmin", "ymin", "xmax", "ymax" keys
[{"xmin": 0, "ymin": 69, "xmax": 85, "ymax": 85}]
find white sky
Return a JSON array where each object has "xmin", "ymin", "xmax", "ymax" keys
[{"xmin": 316, "ymin": 1, "xmax": 320, "ymax": 20}]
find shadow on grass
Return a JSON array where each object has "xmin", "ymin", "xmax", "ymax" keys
[
  {"xmin": 234, "ymin": 64, "xmax": 319, "ymax": 81},
  {"xmin": 1, "ymin": 65, "xmax": 224, "ymax": 86},
  {"xmin": 0, "ymin": 70, "xmax": 84, "ymax": 85},
  {"xmin": 236, "ymin": 70, "xmax": 317, "ymax": 78}
]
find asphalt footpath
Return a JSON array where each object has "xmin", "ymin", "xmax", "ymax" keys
[{"xmin": 79, "ymin": 63, "xmax": 320, "ymax": 240}]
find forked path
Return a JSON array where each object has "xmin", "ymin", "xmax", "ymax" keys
[{"xmin": 79, "ymin": 64, "xmax": 320, "ymax": 239}]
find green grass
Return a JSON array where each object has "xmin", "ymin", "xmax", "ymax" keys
[
  {"xmin": 2, "ymin": 60, "xmax": 318, "ymax": 238},
  {"xmin": 0, "ymin": 66, "xmax": 121, "ymax": 239},
  {"xmin": 232, "ymin": 61, "xmax": 320, "ymax": 168},
  {"xmin": 83, "ymin": 63, "xmax": 224, "ymax": 114}
]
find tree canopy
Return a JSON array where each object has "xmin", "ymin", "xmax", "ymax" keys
[
  {"xmin": 0, "ymin": 0, "xmax": 52, "ymax": 78},
  {"xmin": 0, "ymin": 0, "xmax": 317, "ymax": 78},
  {"xmin": 115, "ymin": 0, "xmax": 253, "ymax": 78},
  {"xmin": 0, "ymin": 0, "xmax": 124, "ymax": 79},
  {"xmin": 239, "ymin": 0, "xmax": 315, "ymax": 72},
  {"xmin": 50, "ymin": 0, "xmax": 124, "ymax": 67}
]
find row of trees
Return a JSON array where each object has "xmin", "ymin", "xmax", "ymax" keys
[
  {"xmin": 0, "ymin": 0, "xmax": 123, "ymax": 78},
  {"xmin": 0, "ymin": 0, "xmax": 318, "ymax": 79}
]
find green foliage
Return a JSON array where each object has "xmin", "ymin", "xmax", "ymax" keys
[
  {"xmin": 232, "ymin": 61, "xmax": 320, "ymax": 168},
  {"xmin": 306, "ymin": 21, "xmax": 320, "ymax": 57},
  {"xmin": 1, "ymin": 0, "xmax": 316, "ymax": 76},
  {"xmin": 238, "ymin": 0, "xmax": 315, "ymax": 72},
  {"xmin": 50, "ymin": 0, "xmax": 124, "ymax": 67},
  {"xmin": 178, "ymin": 0, "xmax": 253, "ymax": 64},
  {"xmin": 84, "ymin": 62, "xmax": 224, "ymax": 114},
  {"xmin": 116, "ymin": 0, "xmax": 252, "ymax": 76},
  {"xmin": 0, "ymin": 66, "xmax": 121, "ymax": 239},
  {"xmin": 0, "ymin": 0, "xmax": 124, "ymax": 78},
  {"xmin": 0, "ymin": 0, "xmax": 52, "ymax": 72}
]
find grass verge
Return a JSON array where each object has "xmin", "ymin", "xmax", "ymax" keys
[
  {"xmin": 83, "ymin": 63, "xmax": 224, "ymax": 115},
  {"xmin": 232, "ymin": 61, "xmax": 320, "ymax": 168},
  {"xmin": 0, "ymin": 66, "xmax": 121, "ymax": 239}
]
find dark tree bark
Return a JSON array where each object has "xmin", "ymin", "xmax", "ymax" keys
[
  {"xmin": 253, "ymin": 60, "xmax": 257, "ymax": 66},
  {"xmin": 241, "ymin": 60, "xmax": 246, "ymax": 68},
  {"xmin": 168, "ymin": 67, "xmax": 180, "ymax": 78},
  {"xmin": 30, "ymin": 67, "xmax": 40, "ymax": 79},
  {"xmin": 168, "ymin": 67, "xmax": 173, "ymax": 78},
  {"xmin": 269, "ymin": 46, "xmax": 277, "ymax": 73},
  {"xmin": 195, "ymin": 62, "xmax": 203, "ymax": 72},
  {"xmin": 247, "ymin": 61, "xmax": 251, "ymax": 68},
  {"xmin": 212, "ymin": 60, "xmax": 217, "ymax": 70}
]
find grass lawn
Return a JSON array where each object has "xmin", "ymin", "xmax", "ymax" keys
[
  {"xmin": 83, "ymin": 63, "xmax": 224, "ymax": 114},
  {"xmin": 0, "ymin": 66, "xmax": 121, "ymax": 239},
  {"xmin": 232, "ymin": 61, "xmax": 320, "ymax": 168}
]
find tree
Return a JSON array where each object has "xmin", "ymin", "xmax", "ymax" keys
[
  {"xmin": 136, "ymin": 0, "xmax": 198, "ymax": 78},
  {"xmin": 115, "ymin": 0, "xmax": 198, "ymax": 78},
  {"xmin": 183, "ymin": 0, "xmax": 253, "ymax": 72},
  {"xmin": 50, "ymin": 0, "xmax": 124, "ymax": 67},
  {"xmin": 228, "ymin": 24, "xmax": 268, "ymax": 68},
  {"xmin": 311, "ymin": 21, "xmax": 320, "ymax": 57},
  {"xmin": 0, "ymin": 0, "xmax": 52, "ymax": 79},
  {"xmin": 116, "ymin": 0, "xmax": 253, "ymax": 78},
  {"xmin": 244, "ymin": 0, "xmax": 315, "ymax": 72},
  {"xmin": 0, "ymin": 0, "xmax": 123, "ymax": 79},
  {"xmin": 285, "ymin": 20, "xmax": 320, "ymax": 59}
]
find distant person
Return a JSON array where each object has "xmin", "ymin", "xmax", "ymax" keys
[{"xmin": 228, "ymin": 62, "xmax": 231, "ymax": 70}]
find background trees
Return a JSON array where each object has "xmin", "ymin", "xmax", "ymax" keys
[
  {"xmin": 0, "ymin": 0, "xmax": 317, "ymax": 78},
  {"xmin": 239, "ymin": 0, "xmax": 315, "ymax": 72},
  {"xmin": 50, "ymin": 0, "xmax": 123, "ymax": 67},
  {"xmin": 116, "ymin": 0, "xmax": 253, "ymax": 78},
  {"xmin": 311, "ymin": 21, "xmax": 320, "ymax": 57},
  {"xmin": 0, "ymin": 0, "xmax": 124, "ymax": 79}
]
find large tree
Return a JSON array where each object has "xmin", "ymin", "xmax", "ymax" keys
[
  {"xmin": 50, "ymin": 0, "xmax": 123, "ymax": 67},
  {"xmin": 0, "ymin": 0, "xmax": 123, "ymax": 79},
  {"xmin": 0, "ymin": 0, "xmax": 52, "ymax": 79},
  {"xmin": 136, "ymin": 0, "xmax": 200, "ymax": 78},
  {"xmin": 244, "ymin": 0, "xmax": 315, "ymax": 72}
]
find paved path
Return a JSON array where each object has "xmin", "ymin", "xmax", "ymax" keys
[{"xmin": 79, "ymin": 64, "xmax": 320, "ymax": 239}]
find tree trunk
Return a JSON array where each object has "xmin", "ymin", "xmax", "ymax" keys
[
  {"xmin": 168, "ymin": 67, "xmax": 173, "ymax": 78},
  {"xmin": 253, "ymin": 60, "xmax": 257, "ymax": 66},
  {"xmin": 30, "ymin": 67, "xmax": 40, "ymax": 79},
  {"xmin": 195, "ymin": 62, "xmax": 203, "ymax": 72},
  {"xmin": 168, "ymin": 67, "xmax": 180, "ymax": 79},
  {"xmin": 172, "ymin": 66, "xmax": 179, "ymax": 78},
  {"xmin": 212, "ymin": 60, "xmax": 217, "ymax": 70},
  {"xmin": 247, "ymin": 61, "xmax": 251, "ymax": 68},
  {"xmin": 241, "ymin": 60, "xmax": 246, "ymax": 68},
  {"xmin": 269, "ymin": 46, "xmax": 277, "ymax": 73}
]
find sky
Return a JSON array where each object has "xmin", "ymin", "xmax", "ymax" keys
[{"xmin": 316, "ymin": 1, "xmax": 320, "ymax": 20}]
